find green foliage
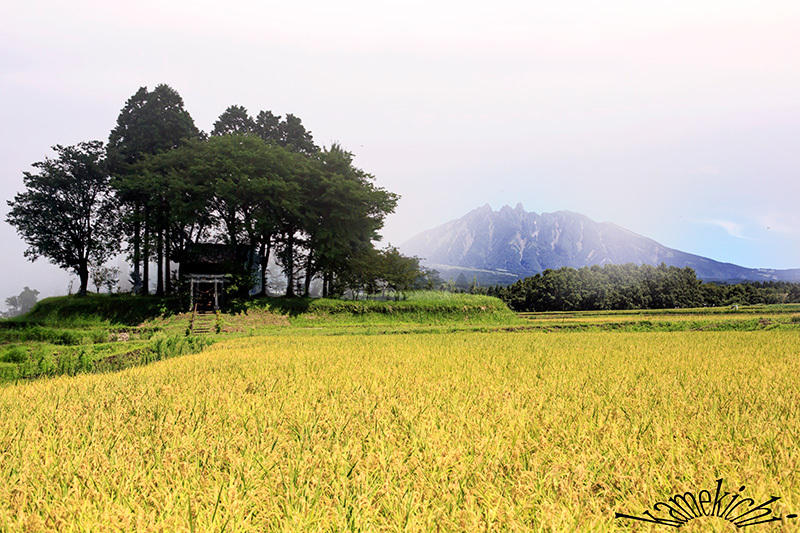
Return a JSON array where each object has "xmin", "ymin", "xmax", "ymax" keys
[
  {"xmin": 0, "ymin": 292, "xmax": 209, "ymax": 383},
  {"xmin": 107, "ymin": 84, "xmax": 201, "ymax": 169},
  {"xmin": 296, "ymin": 144, "xmax": 399, "ymax": 297},
  {"xmin": 228, "ymin": 292, "xmax": 518, "ymax": 327},
  {"xmin": 0, "ymin": 326, "xmax": 85, "ymax": 346},
  {"xmin": 334, "ymin": 246, "xmax": 424, "ymax": 299},
  {"xmin": 6, "ymin": 142, "xmax": 121, "ymax": 296},
  {"xmin": 0, "ymin": 346, "xmax": 27, "ymax": 364},
  {"xmin": 0, "ymin": 333, "xmax": 211, "ymax": 383},
  {"xmin": 499, "ymin": 263, "xmax": 800, "ymax": 312},
  {"xmin": 500, "ymin": 263, "xmax": 708, "ymax": 312},
  {"xmin": 16, "ymin": 86, "xmax": 401, "ymax": 302},
  {"xmin": 211, "ymin": 105, "xmax": 257, "ymax": 136},
  {"xmin": 107, "ymin": 84, "xmax": 202, "ymax": 297},
  {"xmin": 0, "ymin": 362, "xmax": 18, "ymax": 381},
  {"xmin": 150, "ymin": 333, "xmax": 212, "ymax": 362},
  {"xmin": 211, "ymin": 105, "xmax": 318, "ymax": 154}
]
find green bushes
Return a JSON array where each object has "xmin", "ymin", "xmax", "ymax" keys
[
  {"xmin": 0, "ymin": 294, "xmax": 217, "ymax": 384},
  {"xmin": 0, "ymin": 334, "xmax": 213, "ymax": 384},
  {"xmin": 0, "ymin": 346, "xmax": 27, "ymax": 364},
  {"xmin": 0, "ymin": 324, "xmax": 152, "ymax": 347},
  {"xmin": 151, "ymin": 334, "xmax": 212, "ymax": 363}
]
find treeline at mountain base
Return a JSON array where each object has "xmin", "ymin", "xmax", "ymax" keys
[{"xmin": 491, "ymin": 263, "xmax": 800, "ymax": 312}]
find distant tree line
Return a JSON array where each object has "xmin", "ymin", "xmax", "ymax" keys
[
  {"xmin": 2, "ymin": 287, "xmax": 39, "ymax": 318},
  {"xmin": 493, "ymin": 263, "xmax": 800, "ymax": 312},
  {"xmin": 7, "ymin": 84, "xmax": 421, "ymax": 297}
]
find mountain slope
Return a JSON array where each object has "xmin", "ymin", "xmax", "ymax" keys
[{"xmin": 400, "ymin": 204, "xmax": 800, "ymax": 284}]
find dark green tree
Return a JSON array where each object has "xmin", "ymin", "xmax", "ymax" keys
[
  {"xmin": 6, "ymin": 142, "xmax": 120, "ymax": 296},
  {"xmin": 377, "ymin": 246, "xmax": 423, "ymax": 299},
  {"xmin": 154, "ymin": 135, "xmax": 303, "ymax": 296},
  {"xmin": 498, "ymin": 263, "xmax": 709, "ymax": 312},
  {"xmin": 254, "ymin": 110, "xmax": 282, "ymax": 143},
  {"xmin": 334, "ymin": 246, "xmax": 382, "ymax": 298},
  {"xmin": 296, "ymin": 144, "xmax": 398, "ymax": 297},
  {"xmin": 107, "ymin": 84, "xmax": 201, "ymax": 295},
  {"xmin": 203, "ymin": 105, "xmax": 321, "ymax": 297},
  {"xmin": 280, "ymin": 114, "xmax": 318, "ymax": 154},
  {"xmin": 211, "ymin": 105, "xmax": 257, "ymax": 136}
]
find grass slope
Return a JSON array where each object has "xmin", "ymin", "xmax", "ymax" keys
[
  {"xmin": 0, "ymin": 295, "xmax": 204, "ymax": 382},
  {"xmin": 0, "ymin": 292, "xmax": 518, "ymax": 382}
]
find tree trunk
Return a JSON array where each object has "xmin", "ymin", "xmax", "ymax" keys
[
  {"xmin": 142, "ymin": 212, "xmax": 150, "ymax": 296},
  {"xmin": 303, "ymin": 249, "xmax": 314, "ymax": 297},
  {"xmin": 176, "ymin": 230, "xmax": 185, "ymax": 283},
  {"xmin": 156, "ymin": 226, "xmax": 164, "ymax": 296},
  {"xmin": 133, "ymin": 204, "xmax": 141, "ymax": 290},
  {"xmin": 165, "ymin": 221, "xmax": 172, "ymax": 296},
  {"xmin": 259, "ymin": 239, "xmax": 271, "ymax": 297},
  {"xmin": 78, "ymin": 259, "xmax": 89, "ymax": 296},
  {"xmin": 285, "ymin": 232, "xmax": 295, "ymax": 298}
]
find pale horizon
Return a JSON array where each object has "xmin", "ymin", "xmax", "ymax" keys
[{"xmin": 2, "ymin": 0, "xmax": 799, "ymax": 305}]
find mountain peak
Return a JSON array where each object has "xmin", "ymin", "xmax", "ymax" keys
[
  {"xmin": 499, "ymin": 203, "xmax": 528, "ymax": 216},
  {"xmin": 399, "ymin": 205, "xmax": 800, "ymax": 284}
]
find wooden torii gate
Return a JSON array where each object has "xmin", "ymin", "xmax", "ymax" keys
[{"xmin": 188, "ymin": 274, "xmax": 226, "ymax": 311}]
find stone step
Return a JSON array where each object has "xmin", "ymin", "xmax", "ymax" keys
[{"xmin": 191, "ymin": 313, "xmax": 217, "ymax": 334}]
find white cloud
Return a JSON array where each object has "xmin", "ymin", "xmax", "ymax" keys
[{"xmin": 699, "ymin": 219, "xmax": 750, "ymax": 239}]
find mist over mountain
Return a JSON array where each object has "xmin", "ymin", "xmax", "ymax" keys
[{"xmin": 400, "ymin": 204, "xmax": 800, "ymax": 285}]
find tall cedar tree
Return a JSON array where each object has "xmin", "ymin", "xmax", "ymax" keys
[{"xmin": 107, "ymin": 84, "xmax": 201, "ymax": 295}]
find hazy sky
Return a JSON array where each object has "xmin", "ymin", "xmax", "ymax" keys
[{"xmin": 2, "ymin": 0, "xmax": 799, "ymax": 304}]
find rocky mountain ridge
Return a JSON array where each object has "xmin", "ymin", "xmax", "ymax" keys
[{"xmin": 400, "ymin": 204, "xmax": 800, "ymax": 285}]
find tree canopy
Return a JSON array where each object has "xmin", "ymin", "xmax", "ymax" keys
[
  {"xmin": 144, "ymin": 133, "xmax": 398, "ymax": 297},
  {"xmin": 6, "ymin": 141, "xmax": 120, "ymax": 296},
  {"xmin": 10, "ymin": 84, "xmax": 413, "ymax": 301},
  {"xmin": 107, "ymin": 84, "xmax": 202, "ymax": 168}
]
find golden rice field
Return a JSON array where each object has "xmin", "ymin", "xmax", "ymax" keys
[{"xmin": 1, "ymin": 328, "xmax": 799, "ymax": 531}]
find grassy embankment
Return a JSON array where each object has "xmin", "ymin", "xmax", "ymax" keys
[
  {"xmin": 0, "ymin": 291, "xmax": 518, "ymax": 382},
  {"xmin": 516, "ymin": 305, "xmax": 800, "ymax": 332},
  {"xmin": 0, "ymin": 295, "xmax": 204, "ymax": 381},
  {"xmin": 1, "ymin": 295, "xmax": 799, "ymax": 530}
]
